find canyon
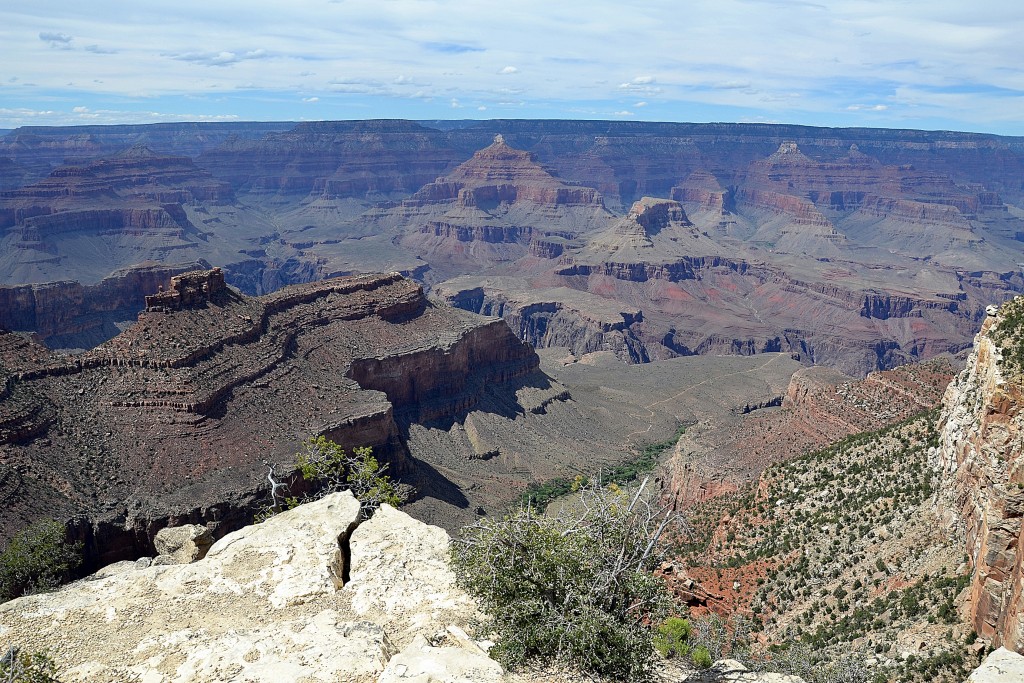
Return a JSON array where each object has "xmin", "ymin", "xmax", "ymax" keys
[
  {"xmin": 1, "ymin": 120, "xmax": 1023, "ymax": 374},
  {"xmin": 0, "ymin": 267, "xmax": 798, "ymax": 571},
  {"xmin": 6, "ymin": 119, "xmax": 1024, "ymax": 677}
]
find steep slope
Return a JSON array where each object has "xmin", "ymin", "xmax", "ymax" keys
[
  {"xmin": 669, "ymin": 410, "xmax": 979, "ymax": 683},
  {"xmin": 658, "ymin": 299, "xmax": 1024, "ymax": 680},
  {"xmin": 665, "ymin": 359, "xmax": 955, "ymax": 506}
]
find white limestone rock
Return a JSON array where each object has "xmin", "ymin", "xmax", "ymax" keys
[
  {"xmin": 377, "ymin": 634, "xmax": 506, "ymax": 683},
  {"xmin": 0, "ymin": 492, "xmax": 365, "ymax": 682},
  {"xmin": 968, "ymin": 647, "xmax": 1024, "ymax": 683},
  {"xmin": 700, "ymin": 659, "xmax": 806, "ymax": 682},
  {"xmin": 347, "ymin": 503, "xmax": 478, "ymax": 633}
]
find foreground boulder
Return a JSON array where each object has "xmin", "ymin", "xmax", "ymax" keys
[
  {"xmin": 153, "ymin": 523, "xmax": 213, "ymax": 565},
  {"xmin": 0, "ymin": 492, "xmax": 495, "ymax": 682}
]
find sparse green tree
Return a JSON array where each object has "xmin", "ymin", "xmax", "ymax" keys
[
  {"xmin": 0, "ymin": 520, "xmax": 81, "ymax": 602},
  {"xmin": 653, "ymin": 617, "xmax": 692, "ymax": 658},
  {"xmin": 261, "ymin": 437, "xmax": 408, "ymax": 521},
  {"xmin": 691, "ymin": 645, "xmax": 713, "ymax": 669}
]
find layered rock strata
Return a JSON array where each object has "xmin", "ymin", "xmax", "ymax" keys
[
  {"xmin": 0, "ymin": 270, "xmax": 553, "ymax": 568},
  {"xmin": 0, "ymin": 261, "xmax": 210, "ymax": 348},
  {"xmin": 4, "ymin": 121, "xmax": 1024, "ymax": 378}
]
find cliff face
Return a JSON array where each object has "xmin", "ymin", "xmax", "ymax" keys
[
  {"xmin": 937, "ymin": 301, "xmax": 1024, "ymax": 651},
  {"xmin": 0, "ymin": 261, "xmax": 209, "ymax": 348},
  {"xmin": 433, "ymin": 275, "xmax": 648, "ymax": 363}
]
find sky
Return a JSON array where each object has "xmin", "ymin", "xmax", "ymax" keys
[{"xmin": 2, "ymin": 0, "xmax": 1023, "ymax": 135}]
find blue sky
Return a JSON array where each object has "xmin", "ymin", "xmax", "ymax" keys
[{"xmin": 2, "ymin": 0, "xmax": 1023, "ymax": 135}]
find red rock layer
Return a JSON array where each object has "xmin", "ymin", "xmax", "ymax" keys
[{"xmin": 404, "ymin": 136, "xmax": 603, "ymax": 209}]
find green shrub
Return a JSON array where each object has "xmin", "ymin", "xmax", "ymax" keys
[
  {"xmin": 261, "ymin": 437, "xmax": 408, "ymax": 520},
  {"xmin": 451, "ymin": 478, "xmax": 679, "ymax": 681},
  {"xmin": 0, "ymin": 520, "xmax": 82, "ymax": 602},
  {"xmin": 0, "ymin": 646, "xmax": 60, "ymax": 682},
  {"xmin": 653, "ymin": 617, "xmax": 692, "ymax": 658},
  {"xmin": 691, "ymin": 645, "xmax": 713, "ymax": 669}
]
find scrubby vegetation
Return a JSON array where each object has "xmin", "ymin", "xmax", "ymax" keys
[
  {"xmin": 991, "ymin": 297, "xmax": 1024, "ymax": 375},
  {"xmin": 452, "ymin": 477, "xmax": 682, "ymax": 681},
  {"xmin": 0, "ymin": 519, "xmax": 82, "ymax": 602},
  {"xmin": 0, "ymin": 646, "xmax": 61, "ymax": 683},
  {"xmin": 519, "ymin": 424, "xmax": 686, "ymax": 511},
  {"xmin": 674, "ymin": 409, "xmax": 979, "ymax": 683}
]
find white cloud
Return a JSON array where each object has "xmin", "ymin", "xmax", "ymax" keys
[
  {"xmin": 302, "ymin": 97, "xmax": 319, "ymax": 103},
  {"xmin": 846, "ymin": 103, "xmax": 888, "ymax": 112},
  {"xmin": 619, "ymin": 75, "xmax": 662, "ymax": 95},
  {"xmin": 169, "ymin": 49, "xmax": 269, "ymax": 67},
  {"xmin": 613, "ymin": 110, "xmax": 634, "ymax": 116},
  {"xmin": 634, "ymin": 101, "xmax": 647, "ymax": 107},
  {"xmin": 499, "ymin": 66, "xmax": 518, "ymax": 74}
]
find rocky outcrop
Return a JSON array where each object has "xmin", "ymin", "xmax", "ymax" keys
[
  {"xmin": 0, "ymin": 270, "xmax": 563, "ymax": 569},
  {"xmin": 936, "ymin": 299, "xmax": 1024, "ymax": 651},
  {"xmin": 143, "ymin": 267, "xmax": 231, "ymax": 311},
  {"xmin": 0, "ymin": 492, "xmax": 499, "ymax": 683},
  {"xmin": 152, "ymin": 523, "xmax": 213, "ymax": 565},
  {"xmin": 670, "ymin": 170, "xmax": 729, "ymax": 214},
  {"xmin": 385, "ymin": 136, "xmax": 612, "ymax": 272},
  {"xmin": 404, "ymin": 135, "xmax": 603, "ymax": 210},
  {"xmin": 0, "ymin": 490, "xmax": 817, "ymax": 683}
]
